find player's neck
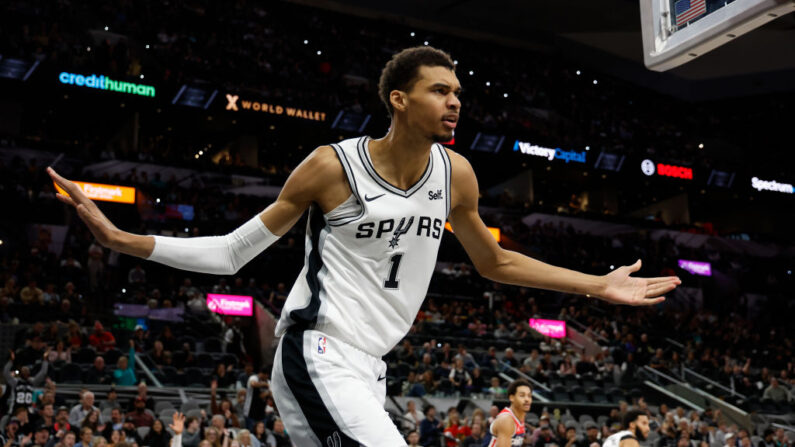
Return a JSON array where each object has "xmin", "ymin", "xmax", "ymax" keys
[
  {"xmin": 369, "ymin": 125, "xmax": 433, "ymax": 190},
  {"xmin": 509, "ymin": 405, "xmax": 526, "ymax": 422}
]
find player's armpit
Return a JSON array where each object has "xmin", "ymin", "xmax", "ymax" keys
[
  {"xmin": 491, "ymin": 415, "xmax": 515, "ymax": 447},
  {"xmin": 259, "ymin": 145, "xmax": 350, "ymax": 235},
  {"xmin": 620, "ymin": 438, "xmax": 640, "ymax": 447}
]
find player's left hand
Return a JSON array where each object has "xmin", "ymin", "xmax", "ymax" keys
[{"xmin": 600, "ymin": 260, "xmax": 680, "ymax": 306}]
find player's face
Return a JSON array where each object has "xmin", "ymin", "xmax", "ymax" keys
[
  {"xmin": 404, "ymin": 65, "xmax": 461, "ymax": 142},
  {"xmin": 509, "ymin": 385, "xmax": 532, "ymax": 412},
  {"xmin": 633, "ymin": 416, "xmax": 650, "ymax": 441}
]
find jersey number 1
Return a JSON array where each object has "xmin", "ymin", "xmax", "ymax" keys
[{"xmin": 383, "ymin": 253, "xmax": 403, "ymax": 289}]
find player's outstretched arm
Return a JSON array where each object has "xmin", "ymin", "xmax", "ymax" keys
[
  {"xmin": 446, "ymin": 151, "xmax": 681, "ymax": 306},
  {"xmin": 47, "ymin": 146, "xmax": 339, "ymax": 274}
]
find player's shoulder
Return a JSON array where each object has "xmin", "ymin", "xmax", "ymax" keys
[{"xmin": 492, "ymin": 411, "xmax": 517, "ymax": 433}]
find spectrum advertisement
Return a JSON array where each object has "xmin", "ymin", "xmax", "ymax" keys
[
  {"xmin": 751, "ymin": 177, "xmax": 793, "ymax": 194},
  {"xmin": 53, "ymin": 181, "xmax": 136, "ymax": 204},
  {"xmin": 513, "ymin": 140, "xmax": 586, "ymax": 164},
  {"xmin": 59, "ymin": 72, "xmax": 156, "ymax": 97}
]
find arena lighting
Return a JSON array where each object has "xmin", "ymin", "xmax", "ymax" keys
[
  {"xmin": 58, "ymin": 72, "xmax": 156, "ymax": 97},
  {"xmin": 751, "ymin": 177, "xmax": 794, "ymax": 194},
  {"xmin": 444, "ymin": 222, "xmax": 500, "ymax": 242},
  {"xmin": 206, "ymin": 294, "xmax": 253, "ymax": 316},
  {"xmin": 678, "ymin": 259, "xmax": 712, "ymax": 276},
  {"xmin": 513, "ymin": 140, "xmax": 586, "ymax": 163},
  {"xmin": 640, "ymin": 159, "xmax": 693, "ymax": 180},
  {"xmin": 225, "ymin": 94, "xmax": 327, "ymax": 121},
  {"xmin": 528, "ymin": 318, "xmax": 566, "ymax": 338},
  {"xmin": 54, "ymin": 181, "xmax": 136, "ymax": 204}
]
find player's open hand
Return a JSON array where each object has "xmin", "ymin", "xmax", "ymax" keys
[
  {"xmin": 600, "ymin": 260, "xmax": 681, "ymax": 306},
  {"xmin": 47, "ymin": 167, "xmax": 121, "ymax": 248}
]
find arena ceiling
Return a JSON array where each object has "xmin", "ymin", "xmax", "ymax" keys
[{"xmin": 287, "ymin": 0, "xmax": 795, "ymax": 98}]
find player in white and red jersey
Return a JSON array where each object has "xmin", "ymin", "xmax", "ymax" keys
[{"xmin": 483, "ymin": 379, "xmax": 532, "ymax": 447}]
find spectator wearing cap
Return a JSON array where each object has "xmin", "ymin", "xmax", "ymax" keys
[
  {"xmin": 68, "ymin": 392, "xmax": 101, "ymax": 427},
  {"xmin": 87, "ymin": 322, "xmax": 115, "ymax": 353},
  {"xmin": 126, "ymin": 398, "xmax": 153, "ymax": 428},
  {"xmin": 99, "ymin": 387, "xmax": 121, "ymax": 411},
  {"xmin": 32, "ymin": 425, "xmax": 50, "ymax": 447},
  {"xmin": 113, "ymin": 341, "xmax": 136, "ymax": 386},
  {"xmin": 128, "ymin": 382, "xmax": 154, "ymax": 412},
  {"xmin": 578, "ymin": 422, "xmax": 601, "ymax": 447},
  {"xmin": 84, "ymin": 357, "xmax": 110, "ymax": 385}
]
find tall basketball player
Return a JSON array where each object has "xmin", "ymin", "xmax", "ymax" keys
[
  {"xmin": 48, "ymin": 46, "xmax": 681, "ymax": 446},
  {"xmin": 482, "ymin": 379, "xmax": 532, "ymax": 447}
]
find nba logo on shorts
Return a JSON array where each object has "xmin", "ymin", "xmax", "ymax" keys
[{"xmin": 317, "ymin": 336, "xmax": 327, "ymax": 354}]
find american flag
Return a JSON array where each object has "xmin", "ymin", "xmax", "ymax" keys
[{"xmin": 675, "ymin": 0, "xmax": 707, "ymax": 26}]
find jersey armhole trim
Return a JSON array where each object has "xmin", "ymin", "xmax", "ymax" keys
[
  {"xmin": 436, "ymin": 143, "xmax": 452, "ymax": 218},
  {"xmin": 328, "ymin": 143, "xmax": 365, "ymax": 227}
]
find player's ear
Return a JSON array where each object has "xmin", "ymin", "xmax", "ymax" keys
[{"xmin": 390, "ymin": 90, "xmax": 408, "ymax": 113}]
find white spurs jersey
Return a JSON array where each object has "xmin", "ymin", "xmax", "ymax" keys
[{"xmin": 275, "ymin": 136, "xmax": 451, "ymax": 357}]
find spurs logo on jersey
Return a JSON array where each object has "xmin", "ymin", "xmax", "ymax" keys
[{"xmin": 275, "ymin": 136, "xmax": 452, "ymax": 357}]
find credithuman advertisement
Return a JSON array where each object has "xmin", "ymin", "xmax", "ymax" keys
[{"xmin": 59, "ymin": 72, "xmax": 156, "ymax": 97}]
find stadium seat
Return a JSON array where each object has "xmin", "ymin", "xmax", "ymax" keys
[
  {"xmin": 203, "ymin": 337, "xmax": 223, "ymax": 353},
  {"xmin": 61, "ymin": 363, "xmax": 84, "ymax": 383},
  {"xmin": 154, "ymin": 401, "xmax": 174, "ymax": 413},
  {"xmin": 104, "ymin": 348, "xmax": 122, "ymax": 365},
  {"xmin": 159, "ymin": 408, "xmax": 177, "ymax": 420},
  {"xmin": 76, "ymin": 347, "xmax": 97, "ymax": 364},
  {"xmin": 137, "ymin": 427, "xmax": 150, "ymax": 439}
]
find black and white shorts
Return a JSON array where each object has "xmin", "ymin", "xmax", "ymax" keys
[{"xmin": 271, "ymin": 328, "xmax": 407, "ymax": 446}]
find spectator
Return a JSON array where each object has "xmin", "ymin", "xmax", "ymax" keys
[
  {"xmin": 20, "ymin": 280, "xmax": 44, "ymax": 305},
  {"xmin": 87, "ymin": 322, "xmax": 115, "ymax": 353},
  {"xmin": 242, "ymin": 369, "xmax": 269, "ymax": 430},
  {"xmin": 4, "ymin": 349, "xmax": 50, "ymax": 414},
  {"xmin": 142, "ymin": 420, "xmax": 170, "ymax": 447},
  {"xmin": 55, "ymin": 431, "xmax": 76, "ymax": 447},
  {"xmin": 180, "ymin": 417, "xmax": 202, "ymax": 447},
  {"xmin": 251, "ymin": 421, "xmax": 274, "ymax": 447},
  {"xmin": 100, "ymin": 387, "xmax": 122, "ymax": 411},
  {"xmin": 12, "ymin": 406, "xmax": 34, "ymax": 436},
  {"xmin": 53, "ymin": 407, "xmax": 71, "ymax": 435},
  {"xmin": 406, "ymin": 430, "xmax": 421, "ymax": 447},
  {"xmin": 535, "ymin": 424, "xmax": 558, "ymax": 447},
  {"xmin": 80, "ymin": 410, "xmax": 100, "ymax": 432},
  {"xmin": 443, "ymin": 407, "xmax": 470, "ymax": 446},
  {"xmin": 402, "ymin": 400, "xmax": 424, "ymax": 433},
  {"xmin": 578, "ymin": 422, "xmax": 601, "ymax": 447},
  {"xmin": 31, "ymin": 426, "xmax": 50, "ymax": 447},
  {"xmin": 113, "ymin": 341, "xmax": 136, "ymax": 386},
  {"xmin": 68, "ymin": 392, "xmax": 100, "ymax": 427},
  {"xmin": 762, "ymin": 378, "xmax": 788, "ymax": 402},
  {"xmin": 419, "ymin": 405, "xmax": 443, "ymax": 447},
  {"xmin": 234, "ymin": 430, "xmax": 256, "ymax": 447},
  {"xmin": 213, "ymin": 364, "xmax": 235, "ymax": 389},
  {"xmin": 126, "ymin": 398, "xmax": 153, "ymax": 428},
  {"xmin": 84, "ymin": 357, "xmax": 111, "ymax": 385},
  {"xmin": 74, "ymin": 427, "xmax": 92, "ymax": 447},
  {"xmin": 209, "ymin": 381, "xmax": 240, "ymax": 428},
  {"xmin": 101, "ymin": 408, "xmax": 124, "ymax": 440},
  {"xmin": 37, "ymin": 404, "xmax": 56, "ymax": 431},
  {"xmin": 47, "ymin": 341, "xmax": 72, "ymax": 364},
  {"xmin": 448, "ymin": 358, "xmax": 472, "ymax": 395},
  {"xmin": 462, "ymin": 422, "xmax": 486, "ymax": 447},
  {"xmin": 270, "ymin": 419, "xmax": 290, "ymax": 447},
  {"xmin": 127, "ymin": 265, "xmax": 146, "ymax": 285}
]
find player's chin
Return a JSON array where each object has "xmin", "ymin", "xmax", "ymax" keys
[{"xmin": 431, "ymin": 131, "xmax": 453, "ymax": 143}]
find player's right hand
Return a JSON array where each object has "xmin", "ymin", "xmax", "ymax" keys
[{"xmin": 48, "ymin": 167, "xmax": 122, "ymax": 248}]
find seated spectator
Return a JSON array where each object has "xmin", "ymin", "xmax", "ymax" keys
[
  {"xmin": 402, "ymin": 400, "xmax": 424, "ymax": 432},
  {"xmin": 88, "ymin": 322, "xmax": 115, "ymax": 353},
  {"xmin": 66, "ymin": 323, "xmax": 85, "ymax": 350},
  {"xmin": 251, "ymin": 421, "xmax": 274, "ymax": 447},
  {"xmin": 101, "ymin": 407, "xmax": 124, "ymax": 440},
  {"xmin": 74, "ymin": 427, "xmax": 93, "ymax": 447},
  {"xmin": 461, "ymin": 422, "xmax": 486, "ymax": 447},
  {"xmin": 80, "ymin": 410, "xmax": 100, "ymax": 432},
  {"xmin": 84, "ymin": 357, "xmax": 111, "ymax": 385},
  {"xmin": 120, "ymin": 418, "xmax": 141, "ymax": 446},
  {"xmin": 113, "ymin": 341, "xmax": 136, "ymax": 386},
  {"xmin": 419, "ymin": 405, "xmax": 443, "ymax": 447},
  {"xmin": 213, "ymin": 364, "xmax": 235, "ymax": 389},
  {"xmin": 20, "ymin": 280, "xmax": 44, "ymax": 305},
  {"xmin": 126, "ymin": 398, "xmax": 153, "ymax": 428},
  {"xmin": 762, "ymin": 378, "xmax": 788, "ymax": 402},
  {"xmin": 448, "ymin": 358, "xmax": 472, "ymax": 395},
  {"xmin": 47, "ymin": 341, "xmax": 72, "ymax": 364},
  {"xmin": 180, "ymin": 418, "xmax": 202, "ymax": 447},
  {"xmin": 209, "ymin": 382, "xmax": 240, "ymax": 428},
  {"xmin": 142, "ymin": 420, "xmax": 170, "ymax": 447},
  {"xmin": 147, "ymin": 341, "xmax": 166, "ymax": 367},
  {"xmin": 270, "ymin": 419, "xmax": 290, "ymax": 447},
  {"xmin": 100, "ymin": 387, "xmax": 121, "ymax": 411},
  {"xmin": 69, "ymin": 392, "xmax": 100, "ymax": 427},
  {"xmin": 54, "ymin": 429, "xmax": 77, "ymax": 447},
  {"xmin": 12, "ymin": 406, "xmax": 34, "ymax": 436},
  {"xmin": 443, "ymin": 408, "xmax": 471, "ymax": 446},
  {"xmin": 31, "ymin": 425, "xmax": 50, "ymax": 447},
  {"xmin": 406, "ymin": 430, "xmax": 421, "ymax": 447}
]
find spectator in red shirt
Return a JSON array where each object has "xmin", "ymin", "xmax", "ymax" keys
[
  {"xmin": 443, "ymin": 408, "xmax": 471, "ymax": 447},
  {"xmin": 88, "ymin": 321, "xmax": 115, "ymax": 353},
  {"xmin": 127, "ymin": 398, "xmax": 153, "ymax": 428}
]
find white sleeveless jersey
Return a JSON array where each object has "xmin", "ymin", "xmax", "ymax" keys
[
  {"xmin": 603, "ymin": 430, "xmax": 636, "ymax": 447},
  {"xmin": 274, "ymin": 136, "xmax": 452, "ymax": 357}
]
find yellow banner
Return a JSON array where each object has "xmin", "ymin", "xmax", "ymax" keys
[{"xmin": 54, "ymin": 181, "xmax": 136, "ymax": 204}]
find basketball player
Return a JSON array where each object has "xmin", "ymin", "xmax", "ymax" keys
[
  {"xmin": 48, "ymin": 46, "xmax": 681, "ymax": 446},
  {"xmin": 482, "ymin": 379, "xmax": 532, "ymax": 447},
  {"xmin": 602, "ymin": 410, "xmax": 651, "ymax": 447}
]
